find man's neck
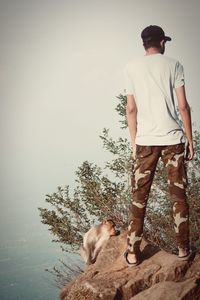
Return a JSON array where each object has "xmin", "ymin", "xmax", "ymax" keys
[{"xmin": 145, "ymin": 48, "xmax": 162, "ymax": 56}]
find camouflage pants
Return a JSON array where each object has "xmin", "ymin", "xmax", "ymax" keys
[{"xmin": 127, "ymin": 143, "xmax": 190, "ymax": 255}]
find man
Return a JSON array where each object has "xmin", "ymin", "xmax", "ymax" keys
[{"xmin": 123, "ymin": 25, "xmax": 194, "ymax": 266}]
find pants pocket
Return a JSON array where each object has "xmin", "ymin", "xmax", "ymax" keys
[
  {"xmin": 136, "ymin": 145, "xmax": 152, "ymax": 158},
  {"xmin": 164, "ymin": 143, "xmax": 185, "ymax": 156}
]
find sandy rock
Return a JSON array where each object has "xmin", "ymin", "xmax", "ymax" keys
[
  {"xmin": 60, "ymin": 231, "xmax": 200, "ymax": 300},
  {"xmin": 130, "ymin": 278, "xmax": 199, "ymax": 300}
]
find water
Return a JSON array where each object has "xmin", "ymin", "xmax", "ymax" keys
[{"xmin": 0, "ymin": 221, "xmax": 81, "ymax": 300}]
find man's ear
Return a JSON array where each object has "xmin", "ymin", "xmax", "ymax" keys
[{"xmin": 160, "ymin": 39, "xmax": 165, "ymax": 47}]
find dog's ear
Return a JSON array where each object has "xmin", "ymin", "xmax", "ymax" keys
[
  {"xmin": 102, "ymin": 218, "xmax": 114, "ymax": 225},
  {"xmin": 101, "ymin": 219, "xmax": 108, "ymax": 224}
]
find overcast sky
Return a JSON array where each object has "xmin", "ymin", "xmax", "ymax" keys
[{"xmin": 0, "ymin": 0, "xmax": 199, "ymax": 237}]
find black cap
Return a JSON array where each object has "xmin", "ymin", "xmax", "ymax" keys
[{"xmin": 141, "ymin": 25, "xmax": 171, "ymax": 42}]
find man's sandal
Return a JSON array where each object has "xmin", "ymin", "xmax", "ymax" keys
[
  {"xmin": 178, "ymin": 249, "xmax": 194, "ymax": 261},
  {"xmin": 123, "ymin": 249, "xmax": 141, "ymax": 267}
]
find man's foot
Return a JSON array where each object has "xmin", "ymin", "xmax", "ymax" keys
[
  {"xmin": 178, "ymin": 247, "xmax": 194, "ymax": 261},
  {"xmin": 127, "ymin": 252, "xmax": 137, "ymax": 264},
  {"xmin": 123, "ymin": 250, "xmax": 141, "ymax": 267},
  {"xmin": 178, "ymin": 247, "xmax": 188, "ymax": 257}
]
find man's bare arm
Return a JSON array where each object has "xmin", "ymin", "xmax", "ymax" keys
[
  {"xmin": 126, "ymin": 94, "xmax": 137, "ymax": 158},
  {"xmin": 175, "ymin": 85, "xmax": 194, "ymax": 160}
]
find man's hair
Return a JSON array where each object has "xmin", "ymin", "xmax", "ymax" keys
[{"xmin": 143, "ymin": 39, "xmax": 161, "ymax": 50}]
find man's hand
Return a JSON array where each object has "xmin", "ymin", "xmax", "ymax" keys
[{"xmin": 185, "ymin": 142, "xmax": 194, "ymax": 160}]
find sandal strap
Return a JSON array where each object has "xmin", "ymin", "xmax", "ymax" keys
[{"xmin": 124, "ymin": 250, "xmax": 139, "ymax": 265}]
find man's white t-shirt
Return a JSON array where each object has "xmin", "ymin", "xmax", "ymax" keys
[{"xmin": 123, "ymin": 53, "xmax": 185, "ymax": 146}]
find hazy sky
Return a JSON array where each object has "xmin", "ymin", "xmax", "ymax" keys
[{"xmin": 0, "ymin": 0, "xmax": 199, "ymax": 236}]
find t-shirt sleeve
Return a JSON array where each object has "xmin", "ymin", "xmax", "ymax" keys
[
  {"xmin": 123, "ymin": 65, "xmax": 134, "ymax": 95},
  {"xmin": 174, "ymin": 61, "xmax": 185, "ymax": 88}
]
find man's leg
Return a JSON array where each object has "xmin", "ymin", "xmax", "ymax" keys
[
  {"xmin": 127, "ymin": 145, "xmax": 160, "ymax": 259},
  {"xmin": 161, "ymin": 143, "xmax": 190, "ymax": 254}
]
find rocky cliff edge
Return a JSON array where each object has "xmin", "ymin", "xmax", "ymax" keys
[{"xmin": 60, "ymin": 231, "xmax": 200, "ymax": 300}]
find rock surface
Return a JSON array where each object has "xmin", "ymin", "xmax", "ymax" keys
[{"xmin": 60, "ymin": 231, "xmax": 200, "ymax": 300}]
